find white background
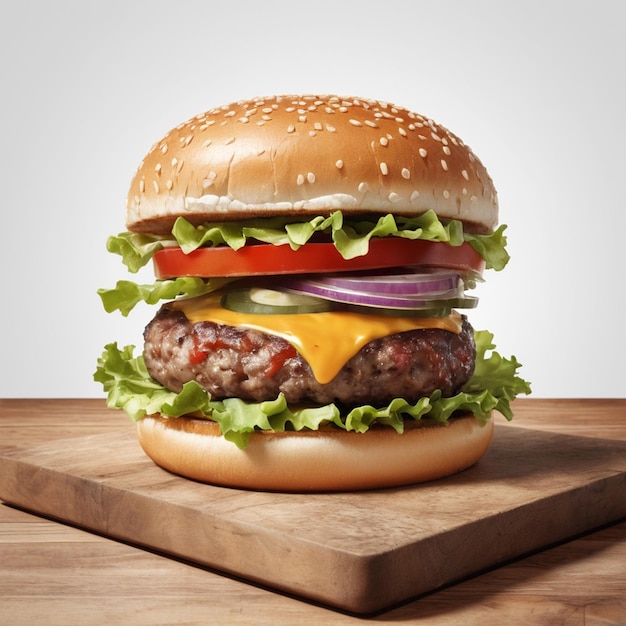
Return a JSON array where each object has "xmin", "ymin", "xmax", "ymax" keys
[{"xmin": 1, "ymin": 1, "xmax": 624, "ymax": 398}]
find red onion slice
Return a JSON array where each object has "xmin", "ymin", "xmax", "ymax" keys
[
  {"xmin": 282, "ymin": 278, "xmax": 478, "ymax": 310},
  {"xmin": 318, "ymin": 269, "xmax": 459, "ymax": 295}
]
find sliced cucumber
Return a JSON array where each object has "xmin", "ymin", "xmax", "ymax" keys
[
  {"xmin": 338, "ymin": 303, "xmax": 454, "ymax": 318},
  {"xmin": 221, "ymin": 287, "xmax": 333, "ymax": 315}
]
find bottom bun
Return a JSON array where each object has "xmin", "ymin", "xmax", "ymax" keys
[{"xmin": 136, "ymin": 412, "xmax": 494, "ymax": 492}]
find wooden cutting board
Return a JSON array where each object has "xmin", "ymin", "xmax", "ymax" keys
[{"xmin": 0, "ymin": 424, "xmax": 624, "ymax": 615}]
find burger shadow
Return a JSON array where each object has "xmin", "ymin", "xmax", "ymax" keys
[{"xmin": 390, "ymin": 424, "xmax": 626, "ymax": 489}]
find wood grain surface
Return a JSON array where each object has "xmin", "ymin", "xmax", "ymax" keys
[{"xmin": 1, "ymin": 398, "xmax": 625, "ymax": 624}]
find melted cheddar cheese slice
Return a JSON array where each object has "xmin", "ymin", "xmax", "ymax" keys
[{"xmin": 172, "ymin": 295, "xmax": 462, "ymax": 384}]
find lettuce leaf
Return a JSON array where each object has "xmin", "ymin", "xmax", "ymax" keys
[
  {"xmin": 107, "ymin": 210, "xmax": 507, "ymax": 272},
  {"xmin": 461, "ymin": 330, "xmax": 531, "ymax": 420},
  {"xmin": 464, "ymin": 224, "xmax": 510, "ymax": 271},
  {"xmin": 105, "ymin": 232, "xmax": 171, "ymax": 274},
  {"xmin": 97, "ymin": 277, "xmax": 234, "ymax": 317},
  {"xmin": 93, "ymin": 330, "xmax": 531, "ymax": 449}
]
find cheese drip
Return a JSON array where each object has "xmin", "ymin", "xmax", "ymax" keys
[{"xmin": 172, "ymin": 295, "xmax": 463, "ymax": 384}]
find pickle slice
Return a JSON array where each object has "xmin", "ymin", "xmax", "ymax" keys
[{"xmin": 221, "ymin": 288, "xmax": 333, "ymax": 315}]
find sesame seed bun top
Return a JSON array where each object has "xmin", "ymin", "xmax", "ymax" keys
[{"xmin": 126, "ymin": 94, "xmax": 498, "ymax": 235}]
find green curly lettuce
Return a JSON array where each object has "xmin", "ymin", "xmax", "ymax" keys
[
  {"xmin": 108, "ymin": 210, "xmax": 474, "ymax": 269},
  {"xmin": 93, "ymin": 330, "xmax": 531, "ymax": 449},
  {"xmin": 98, "ymin": 277, "xmax": 234, "ymax": 317},
  {"xmin": 109, "ymin": 210, "xmax": 508, "ymax": 269}
]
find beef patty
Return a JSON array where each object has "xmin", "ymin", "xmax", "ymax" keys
[{"xmin": 143, "ymin": 305, "xmax": 476, "ymax": 406}]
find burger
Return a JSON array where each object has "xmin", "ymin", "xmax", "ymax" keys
[{"xmin": 95, "ymin": 94, "xmax": 530, "ymax": 491}]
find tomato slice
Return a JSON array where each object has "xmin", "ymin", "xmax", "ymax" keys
[{"xmin": 153, "ymin": 239, "xmax": 485, "ymax": 279}]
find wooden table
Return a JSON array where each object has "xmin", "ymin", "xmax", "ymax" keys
[{"xmin": 1, "ymin": 398, "xmax": 624, "ymax": 625}]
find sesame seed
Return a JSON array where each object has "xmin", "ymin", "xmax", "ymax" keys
[
  {"xmin": 139, "ymin": 180, "xmax": 145, "ymax": 193},
  {"xmin": 225, "ymin": 137, "xmax": 235, "ymax": 145},
  {"xmin": 380, "ymin": 162, "xmax": 389, "ymax": 175},
  {"xmin": 443, "ymin": 190, "xmax": 450, "ymax": 199},
  {"xmin": 364, "ymin": 120, "xmax": 378, "ymax": 128},
  {"xmin": 419, "ymin": 148, "xmax": 428, "ymax": 158},
  {"xmin": 441, "ymin": 159, "xmax": 448, "ymax": 171},
  {"xmin": 202, "ymin": 139, "xmax": 212, "ymax": 148},
  {"xmin": 380, "ymin": 137, "xmax": 389, "ymax": 147},
  {"xmin": 335, "ymin": 160, "xmax": 344, "ymax": 169},
  {"xmin": 388, "ymin": 192, "xmax": 401, "ymax": 202},
  {"xmin": 358, "ymin": 182, "xmax": 369, "ymax": 192},
  {"xmin": 202, "ymin": 172, "xmax": 217, "ymax": 188},
  {"xmin": 176, "ymin": 159, "xmax": 184, "ymax": 174},
  {"xmin": 326, "ymin": 124, "xmax": 336, "ymax": 132},
  {"xmin": 401, "ymin": 168, "xmax": 411, "ymax": 179},
  {"xmin": 314, "ymin": 122, "xmax": 323, "ymax": 131},
  {"xmin": 152, "ymin": 180, "xmax": 159, "ymax": 193},
  {"xmin": 299, "ymin": 115, "xmax": 307, "ymax": 123},
  {"xmin": 184, "ymin": 135, "xmax": 193, "ymax": 146},
  {"xmin": 443, "ymin": 146, "xmax": 451, "ymax": 155},
  {"xmin": 160, "ymin": 143, "xmax": 168, "ymax": 154},
  {"xmin": 398, "ymin": 127, "xmax": 407, "ymax": 137},
  {"xmin": 461, "ymin": 170, "xmax": 469, "ymax": 180},
  {"xmin": 297, "ymin": 174, "xmax": 305, "ymax": 185},
  {"xmin": 309, "ymin": 131, "xmax": 316, "ymax": 137},
  {"xmin": 410, "ymin": 190, "xmax": 420, "ymax": 202},
  {"xmin": 287, "ymin": 124, "xmax": 295, "ymax": 133},
  {"xmin": 154, "ymin": 163, "xmax": 162, "ymax": 175},
  {"xmin": 166, "ymin": 180, "xmax": 173, "ymax": 190},
  {"xmin": 307, "ymin": 172, "xmax": 316, "ymax": 183},
  {"xmin": 349, "ymin": 119, "xmax": 362, "ymax": 127},
  {"xmin": 238, "ymin": 117, "xmax": 249, "ymax": 124}
]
